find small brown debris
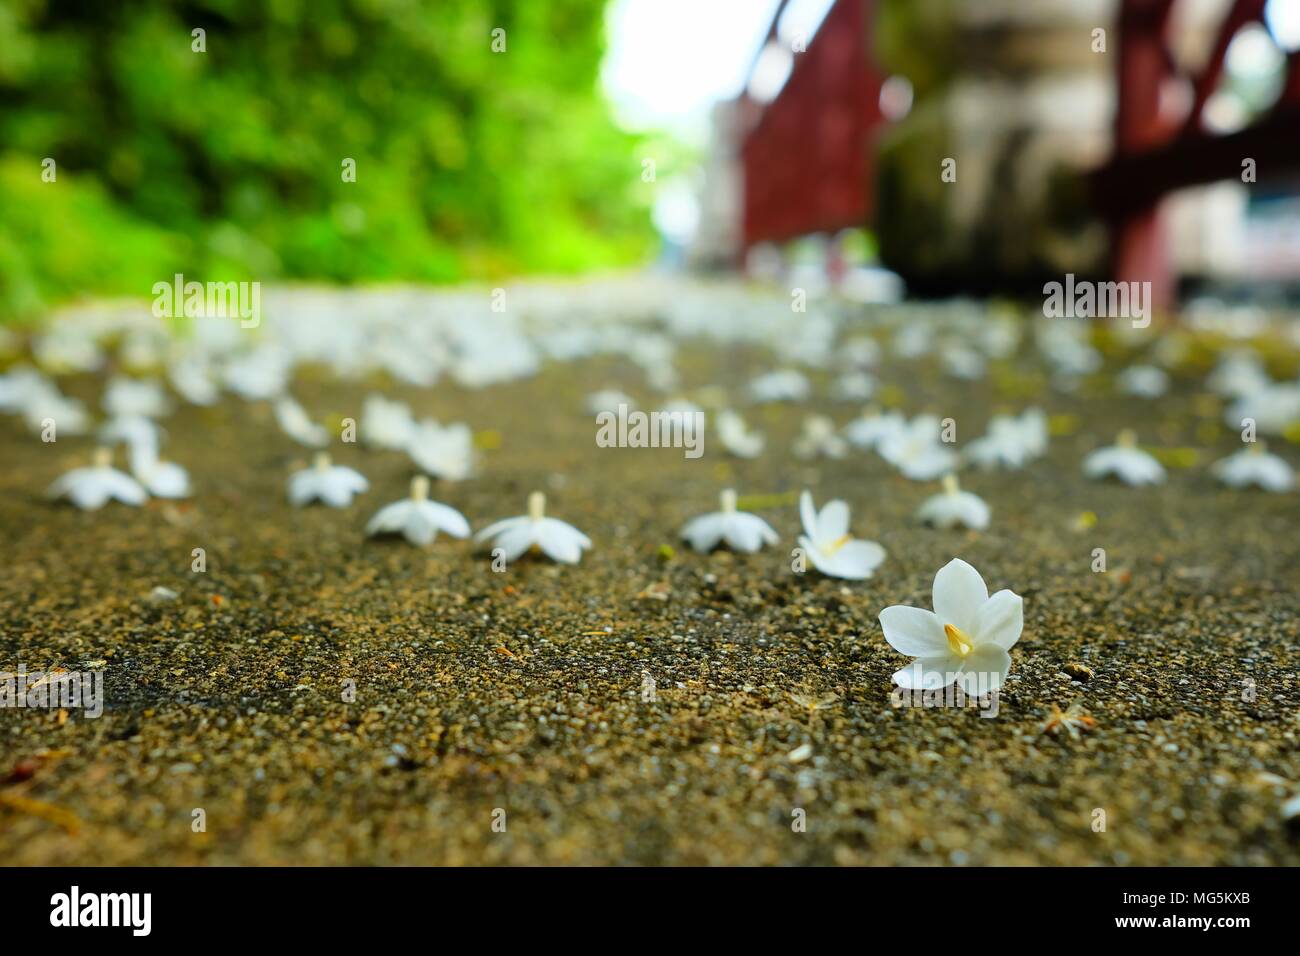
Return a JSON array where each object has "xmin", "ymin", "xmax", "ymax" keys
[{"xmin": 1063, "ymin": 662, "xmax": 1095, "ymax": 682}]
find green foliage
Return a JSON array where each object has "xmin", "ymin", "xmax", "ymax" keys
[{"xmin": 0, "ymin": 0, "xmax": 652, "ymax": 320}]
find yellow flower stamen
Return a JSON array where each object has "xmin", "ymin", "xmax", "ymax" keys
[
  {"xmin": 823, "ymin": 533, "xmax": 852, "ymax": 556},
  {"xmin": 945, "ymin": 623, "xmax": 974, "ymax": 658}
]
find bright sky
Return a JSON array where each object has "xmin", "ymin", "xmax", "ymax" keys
[{"xmin": 601, "ymin": 0, "xmax": 836, "ymax": 142}]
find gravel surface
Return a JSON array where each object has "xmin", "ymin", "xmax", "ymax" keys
[{"xmin": 1, "ymin": 323, "xmax": 1298, "ymax": 865}]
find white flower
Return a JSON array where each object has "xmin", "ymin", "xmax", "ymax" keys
[
  {"xmin": 1225, "ymin": 382, "xmax": 1300, "ymax": 435},
  {"xmin": 1083, "ymin": 429, "xmax": 1165, "ymax": 485},
  {"xmin": 879, "ymin": 558, "xmax": 1022, "ymax": 692},
  {"xmin": 361, "ymin": 394, "xmax": 416, "ymax": 450},
  {"xmin": 101, "ymin": 416, "xmax": 191, "ymax": 498},
  {"xmin": 274, "ymin": 396, "xmax": 330, "ymax": 448},
  {"xmin": 797, "ymin": 490, "xmax": 885, "ymax": 579},
  {"xmin": 1207, "ymin": 351, "xmax": 1269, "ymax": 398},
  {"xmin": 103, "ymin": 377, "xmax": 170, "ymax": 419},
  {"xmin": 843, "ymin": 408, "xmax": 904, "ymax": 451},
  {"xmin": 48, "ymin": 448, "xmax": 148, "ymax": 510},
  {"xmin": 366, "ymin": 475, "xmax": 471, "ymax": 545},
  {"xmin": 915, "ymin": 474, "xmax": 990, "ymax": 529},
  {"xmin": 716, "ymin": 409, "xmax": 765, "ymax": 458},
  {"xmin": 587, "ymin": 389, "xmax": 635, "ymax": 416},
  {"xmin": 941, "ymin": 345, "xmax": 986, "ymax": 381},
  {"xmin": 475, "ymin": 491, "xmax": 591, "ymax": 564},
  {"xmin": 832, "ymin": 371, "xmax": 875, "ymax": 402},
  {"xmin": 224, "ymin": 349, "xmax": 290, "ymax": 401},
  {"xmin": 406, "ymin": 419, "xmax": 475, "ymax": 481},
  {"xmin": 962, "ymin": 408, "xmax": 1047, "ymax": 471},
  {"xmin": 22, "ymin": 384, "xmax": 90, "ymax": 436},
  {"xmin": 879, "ymin": 415, "xmax": 958, "ymax": 481},
  {"xmin": 748, "ymin": 369, "xmax": 810, "ymax": 403},
  {"xmin": 168, "ymin": 354, "xmax": 220, "ymax": 406},
  {"xmin": 793, "ymin": 415, "xmax": 847, "ymax": 460},
  {"xmin": 288, "ymin": 452, "xmax": 369, "ymax": 507},
  {"xmin": 1211, "ymin": 443, "xmax": 1294, "ymax": 492},
  {"xmin": 1117, "ymin": 364, "xmax": 1170, "ymax": 398},
  {"xmin": 680, "ymin": 488, "xmax": 779, "ymax": 554},
  {"xmin": 133, "ymin": 455, "xmax": 191, "ymax": 498}
]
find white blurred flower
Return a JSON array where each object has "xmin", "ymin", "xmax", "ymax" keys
[
  {"xmin": 224, "ymin": 349, "xmax": 290, "ymax": 401},
  {"xmin": 586, "ymin": 389, "xmax": 635, "ymax": 416},
  {"xmin": 1083, "ymin": 430, "xmax": 1165, "ymax": 485},
  {"xmin": 941, "ymin": 344, "xmax": 986, "ymax": 381},
  {"xmin": 1211, "ymin": 443, "xmax": 1294, "ymax": 492},
  {"xmin": 716, "ymin": 409, "xmax": 765, "ymax": 458},
  {"xmin": 793, "ymin": 415, "xmax": 848, "ymax": 460},
  {"xmin": 915, "ymin": 474, "xmax": 990, "ymax": 530},
  {"xmin": 1117, "ymin": 364, "xmax": 1170, "ymax": 398},
  {"xmin": 366, "ymin": 475, "xmax": 471, "ymax": 545},
  {"xmin": 103, "ymin": 377, "xmax": 170, "ymax": 419},
  {"xmin": 748, "ymin": 369, "xmax": 810, "ymax": 403},
  {"xmin": 879, "ymin": 415, "xmax": 958, "ymax": 481},
  {"xmin": 288, "ymin": 452, "xmax": 369, "ymax": 507},
  {"xmin": 832, "ymin": 371, "xmax": 875, "ymax": 402},
  {"xmin": 99, "ymin": 415, "xmax": 191, "ymax": 498},
  {"xmin": 361, "ymin": 394, "xmax": 415, "ymax": 450},
  {"xmin": 843, "ymin": 408, "xmax": 905, "ymax": 451},
  {"xmin": 1226, "ymin": 383, "xmax": 1300, "ymax": 435},
  {"xmin": 680, "ymin": 488, "xmax": 779, "ymax": 554},
  {"xmin": 274, "ymin": 396, "xmax": 330, "ymax": 448},
  {"xmin": 406, "ymin": 420, "xmax": 475, "ymax": 481},
  {"xmin": 475, "ymin": 491, "xmax": 591, "ymax": 564},
  {"xmin": 168, "ymin": 354, "xmax": 220, "ymax": 406},
  {"xmin": 48, "ymin": 448, "xmax": 147, "ymax": 510},
  {"xmin": 963, "ymin": 408, "xmax": 1047, "ymax": 471},
  {"xmin": 879, "ymin": 558, "xmax": 1022, "ymax": 692},
  {"xmin": 1207, "ymin": 351, "xmax": 1269, "ymax": 398},
  {"xmin": 797, "ymin": 490, "xmax": 885, "ymax": 579}
]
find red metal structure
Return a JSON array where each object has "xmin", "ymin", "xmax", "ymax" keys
[
  {"xmin": 739, "ymin": 0, "xmax": 885, "ymax": 254},
  {"xmin": 1092, "ymin": 0, "xmax": 1300, "ymax": 307}
]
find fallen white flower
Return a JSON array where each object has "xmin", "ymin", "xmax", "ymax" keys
[
  {"xmin": 586, "ymin": 389, "xmax": 636, "ymax": 416},
  {"xmin": 716, "ymin": 409, "xmax": 765, "ymax": 458},
  {"xmin": 962, "ymin": 408, "xmax": 1047, "ymax": 471},
  {"xmin": 748, "ymin": 369, "xmax": 810, "ymax": 403},
  {"xmin": 797, "ymin": 490, "xmax": 885, "ymax": 579},
  {"xmin": 915, "ymin": 474, "xmax": 990, "ymax": 530},
  {"xmin": 366, "ymin": 475, "xmax": 471, "ymax": 545},
  {"xmin": 880, "ymin": 557, "xmax": 1022, "ymax": 692},
  {"xmin": 475, "ymin": 491, "xmax": 591, "ymax": 564},
  {"xmin": 1117, "ymin": 364, "xmax": 1170, "ymax": 398},
  {"xmin": 843, "ymin": 408, "xmax": 905, "ymax": 452},
  {"xmin": 361, "ymin": 394, "xmax": 416, "ymax": 450},
  {"xmin": 1211, "ymin": 443, "xmax": 1295, "ymax": 492},
  {"xmin": 1083, "ymin": 429, "xmax": 1165, "ymax": 485},
  {"xmin": 879, "ymin": 415, "xmax": 958, "ymax": 481},
  {"xmin": 288, "ymin": 452, "xmax": 369, "ymax": 507},
  {"xmin": 274, "ymin": 396, "xmax": 330, "ymax": 448},
  {"xmin": 103, "ymin": 377, "xmax": 170, "ymax": 419},
  {"xmin": 48, "ymin": 448, "xmax": 148, "ymax": 510},
  {"xmin": 680, "ymin": 488, "xmax": 779, "ymax": 554},
  {"xmin": 793, "ymin": 415, "xmax": 848, "ymax": 461},
  {"xmin": 406, "ymin": 419, "xmax": 475, "ymax": 481}
]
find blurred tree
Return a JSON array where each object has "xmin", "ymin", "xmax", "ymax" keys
[{"xmin": 0, "ymin": 0, "xmax": 652, "ymax": 319}]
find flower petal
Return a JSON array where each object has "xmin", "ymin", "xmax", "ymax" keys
[
  {"xmin": 974, "ymin": 588, "xmax": 1023, "ymax": 650},
  {"xmin": 957, "ymin": 644, "xmax": 1011, "ymax": 694},
  {"xmin": 681, "ymin": 513, "xmax": 725, "ymax": 553},
  {"xmin": 879, "ymin": 605, "xmax": 948, "ymax": 656},
  {"xmin": 932, "ymin": 558, "xmax": 987, "ymax": 633},
  {"xmin": 816, "ymin": 499, "xmax": 850, "ymax": 541},
  {"xmin": 799, "ymin": 490, "xmax": 817, "ymax": 538},
  {"xmin": 892, "ymin": 655, "xmax": 964, "ymax": 689}
]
